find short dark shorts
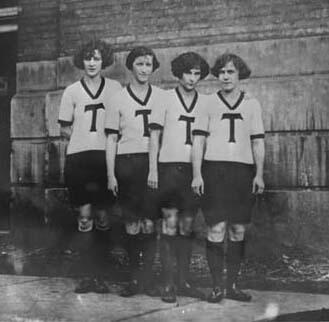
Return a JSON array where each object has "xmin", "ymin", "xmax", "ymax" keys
[
  {"xmin": 158, "ymin": 162, "xmax": 199, "ymax": 218},
  {"xmin": 115, "ymin": 153, "xmax": 158, "ymax": 221},
  {"xmin": 64, "ymin": 150, "xmax": 114, "ymax": 207},
  {"xmin": 201, "ymin": 161, "xmax": 255, "ymax": 226}
]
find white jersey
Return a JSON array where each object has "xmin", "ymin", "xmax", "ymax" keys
[
  {"xmin": 150, "ymin": 88, "xmax": 208, "ymax": 163},
  {"xmin": 193, "ymin": 91, "xmax": 265, "ymax": 164},
  {"xmin": 58, "ymin": 77, "xmax": 122, "ymax": 155},
  {"xmin": 105, "ymin": 84, "xmax": 164, "ymax": 155}
]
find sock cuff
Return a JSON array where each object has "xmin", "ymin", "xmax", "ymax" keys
[
  {"xmin": 160, "ymin": 234, "xmax": 178, "ymax": 242},
  {"xmin": 206, "ymin": 239, "xmax": 224, "ymax": 248},
  {"xmin": 140, "ymin": 233, "xmax": 157, "ymax": 241},
  {"xmin": 126, "ymin": 233, "xmax": 142, "ymax": 242}
]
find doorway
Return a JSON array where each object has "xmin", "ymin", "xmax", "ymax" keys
[{"xmin": 0, "ymin": 31, "xmax": 16, "ymax": 231}]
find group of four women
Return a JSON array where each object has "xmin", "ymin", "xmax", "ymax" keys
[{"xmin": 58, "ymin": 39, "xmax": 265, "ymax": 304}]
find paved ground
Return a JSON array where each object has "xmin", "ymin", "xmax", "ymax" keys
[
  {"xmin": 1, "ymin": 218, "xmax": 329, "ymax": 321},
  {"xmin": 1, "ymin": 274, "xmax": 329, "ymax": 322}
]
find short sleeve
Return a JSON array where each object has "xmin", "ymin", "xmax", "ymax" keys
[
  {"xmin": 250, "ymin": 99, "xmax": 265, "ymax": 140},
  {"xmin": 58, "ymin": 87, "xmax": 74, "ymax": 126},
  {"xmin": 149, "ymin": 90, "xmax": 166, "ymax": 130},
  {"xmin": 104, "ymin": 96, "xmax": 120, "ymax": 135},
  {"xmin": 192, "ymin": 104, "xmax": 210, "ymax": 136}
]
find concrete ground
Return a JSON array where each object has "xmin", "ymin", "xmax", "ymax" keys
[
  {"xmin": 1, "ymin": 214, "xmax": 329, "ymax": 321},
  {"xmin": 1, "ymin": 274, "xmax": 329, "ymax": 322}
]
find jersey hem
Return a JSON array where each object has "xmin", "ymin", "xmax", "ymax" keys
[
  {"xmin": 250, "ymin": 133, "xmax": 265, "ymax": 139},
  {"xmin": 149, "ymin": 122, "xmax": 163, "ymax": 130},
  {"xmin": 105, "ymin": 128, "xmax": 119, "ymax": 135},
  {"xmin": 58, "ymin": 119, "xmax": 73, "ymax": 126},
  {"xmin": 203, "ymin": 160, "xmax": 255, "ymax": 167},
  {"xmin": 192, "ymin": 129, "xmax": 209, "ymax": 136}
]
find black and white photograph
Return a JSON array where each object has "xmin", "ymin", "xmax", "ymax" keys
[{"xmin": 0, "ymin": 0, "xmax": 328, "ymax": 321}]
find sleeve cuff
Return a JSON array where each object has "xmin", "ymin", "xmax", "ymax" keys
[
  {"xmin": 149, "ymin": 123, "xmax": 163, "ymax": 130},
  {"xmin": 58, "ymin": 120, "xmax": 73, "ymax": 126},
  {"xmin": 192, "ymin": 129, "xmax": 209, "ymax": 137},
  {"xmin": 250, "ymin": 133, "xmax": 265, "ymax": 140},
  {"xmin": 105, "ymin": 128, "xmax": 119, "ymax": 135}
]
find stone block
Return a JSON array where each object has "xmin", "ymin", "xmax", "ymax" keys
[
  {"xmin": 11, "ymin": 140, "xmax": 47, "ymax": 184},
  {"xmin": 17, "ymin": 61, "xmax": 57, "ymax": 92},
  {"xmin": 265, "ymin": 132, "xmax": 329, "ymax": 188},
  {"xmin": 11, "ymin": 93, "xmax": 47, "ymax": 138},
  {"xmin": 45, "ymin": 90, "xmax": 63, "ymax": 137}
]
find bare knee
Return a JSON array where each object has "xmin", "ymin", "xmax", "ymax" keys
[
  {"xmin": 161, "ymin": 207, "xmax": 179, "ymax": 236},
  {"xmin": 141, "ymin": 218, "xmax": 155, "ymax": 234},
  {"xmin": 77, "ymin": 204, "xmax": 93, "ymax": 232},
  {"xmin": 125, "ymin": 220, "xmax": 141, "ymax": 235},
  {"xmin": 207, "ymin": 222, "xmax": 226, "ymax": 242},
  {"xmin": 228, "ymin": 224, "xmax": 246, "ymax": 241},
  {"xmin": 179, "ymin": 216, "xmax": 194, "ymax": 236}
]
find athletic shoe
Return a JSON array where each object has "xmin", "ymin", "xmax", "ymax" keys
[
  {"xmin": 93, "ymin": 278, "xmax": 110, "ymax": 294},
  {"xmin": 226, "ymin": 286, "xmax": 252, "ymax": 302},
  {"xmin": 74, "ymin": 278, "xmax": 94, "ymax": 293},
  {"xmin": 177, "ymin": 281, "xmax": 205, "ymax": 300},
  {"xmin": 161, "ymin": 285, "xmax": 176, "ymax": 303},
  {"xmin": 120, "ymin": 280, "xmax": 139, "ymax": 297},
  {"xmin": 207, "ymin": 287, "xmax": 224, "ymax": 303}
]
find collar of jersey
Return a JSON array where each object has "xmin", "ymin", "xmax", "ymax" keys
[
  {"xmin": 127, "ymin": 84, "xmax": 152, "ymax": 106},
  {"xmin": 80, "ymin": 77, "xmax": 105, "ymax": 100},
  {"xmin": 217, "ymin": 90, "xmax": 245, "ymax": 110},
  {"xmin": 175, "ymin": 87, "xmax": 198, "ymax": 113}
]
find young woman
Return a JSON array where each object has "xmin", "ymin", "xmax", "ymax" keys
[
  {"xmin": 105, "ymin": 46, "xmax": 162, "ymax": 297},
  {"xmin": 58, "ymin": 39, "xmax": 122, "ymax": 293},
  {"xmin": 148, "ymin": 52, "xmax": 209, "ymax": 303},
  {"xmin": 192, "ymin": 53, "xmax": 265, "ymax": 303}
]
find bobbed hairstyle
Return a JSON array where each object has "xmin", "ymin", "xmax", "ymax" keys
[
  {"xmin": 211, "ymin": 53, "xmax": 251, "ymax": 80},
  {"xmin": 125, "ymin": 46, "xmax": 160, "ymax": 72},
  {"xmin": 73, "ymin": 39, "xmax": 114, "ymax": 70},
  {"xmin": 171, "ymin": 52, "xmax": 209, "ymax": 80}
]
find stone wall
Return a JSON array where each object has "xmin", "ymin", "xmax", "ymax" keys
[{"xmin": 12, "ymin": 0, "xmax": 329, "ymax": 255}]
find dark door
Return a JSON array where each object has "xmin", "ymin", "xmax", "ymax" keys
[{"xmin": 0, "ymin": 32, "xmax": 16, "ymax": 231}]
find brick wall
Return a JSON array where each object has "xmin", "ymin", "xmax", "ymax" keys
[
  {"xmin": 18, "ymin": 0, "xmax": 329, "ymax": 61},
  {"xmin": 12, "ymin": 0, "xmax": 329, "ymax": 254},
  {"xmin": 17, "ymin": 0, "xmax": 58, "ymax": 61}
]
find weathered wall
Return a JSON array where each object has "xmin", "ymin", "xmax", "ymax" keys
[{"xmin": 12, "ymin": 0, "xmax": 329, "ymax": 255}]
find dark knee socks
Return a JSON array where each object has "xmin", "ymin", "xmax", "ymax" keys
[
  {"xmin": 226, "ymin": 240, "xmax": 245, "ymax": 289},
  {"xmin": 92, "ymin": 230, "xmax": 111, "ymax": 278},
  {"xmin": 206, "ymin": 240, "xmax": 224, "ymax": 289},
  {"xmin": 160, "ymin": 235, "xmax": 176, "ymax": 287},
  {"xmin": 126, "ymin": 233, "xmax": 157, "ymax": 284},
  {"xmin": 126, "ymin": 234, "xmax": 142, "ymax": 281},
  {"xmin": 140, "ymin": 233, "xmax": 157, "ymax": 286},
  {"xmin": 176, "ymin": 235, "xmax": 192, "ymax": 286}
]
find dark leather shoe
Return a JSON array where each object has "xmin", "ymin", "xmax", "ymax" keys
[
  {"xmin": 161, "ymin": 285, "xmax": 176, "ymax": 303},
  {"xmin": 226, "ymin": 286, "xmax": 252, "ymax": 302},
  {"xmin": 177, "ymin": 282, "xmax": 205, "ymax": 300},
  {"xmin": 94, "ymin": 278, "xmax": 110, "ymax": 294},
  {"xmin": 207, "ymin": 287, "xmax": 224, "ymax": 303},
  {"xmin": 144, "ymin": 283, "xmax": 161, "ymax": 297},
  {"xmin": 120, "ymin": 280, "xmax": 139, "ymax": 297},
  {"xmin": 74, "ymin": 278, "xmax": 94, "ymax": 294}
]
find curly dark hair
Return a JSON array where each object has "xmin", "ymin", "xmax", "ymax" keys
[
  {"xmin": 73, "ymin": 39, "xmax": 114, "ymax": 70},
  {"xmin": 171, "ymin": 52, "xmax": 209, "ymax": 80},
  {"xmin": 211, "ymin": 53, "xmax": 251, "ymax": 80},
  {"xmin": 125, "ymin": 46, "xmax": 160, "ymax": 72}
]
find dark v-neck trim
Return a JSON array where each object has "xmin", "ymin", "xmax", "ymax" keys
[
  {"xmin": 217, "ymin": 91, "xmax": 244, "ymax": 110},
  {"xmin": 127, "ymin": 84, "xmax": 152, "ymax": 106},
  {"xmin": 175, "ymin": 87, "xmax": 198, "ymax": 113},
  {"xmin": 80, "ymin": 77, "xmax": 105, "ymax": 100}
]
